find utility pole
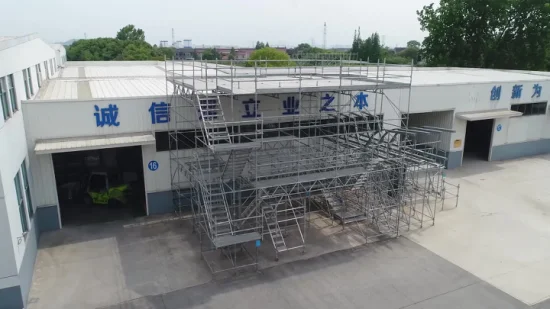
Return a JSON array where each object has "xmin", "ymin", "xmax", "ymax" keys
[
  {"xmin": 323, "ymin": 22, "xmax": 327, "ymax": 49},
  {"xmin": 172, "ymin": 28, "xmax": 175, "ymax": 47}
]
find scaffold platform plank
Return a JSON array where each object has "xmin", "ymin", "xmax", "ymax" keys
[
  {"xmin": 253, "ymin": 167, "xmax": 368, "ymax": 189},
  {"xmin": 212, "ymin": 232, "xmax": 261, "ymax": 248},
  {"xmin": 209, "ymin": 142, "xmax": 262, "ymax": 152}
]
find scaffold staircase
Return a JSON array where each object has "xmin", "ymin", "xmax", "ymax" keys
[
  {"xmin": 262, "ymin": 200, "xmax": 287, "ymax": 255},
  {"xmin": 206, "ymin": 184, "xmax": 233, "ymax": 236},
  {"xmin": 352, "ymin": 172, "xmax": 369, "ymax": 191},
  {"xmin": 196, "ymin": 94, "xmax": 232, "ymax": 148},
  {"xmin": 222, "ymin": 150, "xmax": 251, "ymax": 180},
  {"xmin": 322, "ymin": 190, "xmax": 367, "ymax": 224}
]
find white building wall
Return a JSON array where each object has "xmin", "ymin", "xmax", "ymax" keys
[
  {"xmin": 0, "ymin": 37, "xmax": 60, "ymax": 290},
  {"xmin": 389, "ymin": 81, "xmax": 550, "ymax": 151},
  {"xmin": 406, "ymin": 111, "xmax": 454, "ymax": 152},
  {"xmin": 0, "ymin": 113, "xmax": 31, "ymax": 274},
  {"xmin": 450, "ymin": 118, "xmax": 467, "ymax": 152},
  {"xmin": 142, "ymin": 145, "xmax": 172, "ymax": 194}
]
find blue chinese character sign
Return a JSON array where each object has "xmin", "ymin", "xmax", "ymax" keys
[
  {"xmin": 255, "ymin": 240, "xmax": 261, "ymax": 248},
  {"xmin": 320, "ymin": 93, "xmax": 336, "ymax": 112},
  {"xmin": 490, "ymin": 86, "xmax": 502, "ymax": 101},
  {"xmin": 511, "ymin": 84, "xmax": 523, "ymax": 99},
  {"xmin": 242, "ymin": 99, "xmax": 261, "ymax": 118},
  {"xmin": 282, "ymin": 96, "xmax": 300, "ymax": 115},
  {"xmin": 149, "ymin": 102, "xmax": 170, "ymax": 124},
  {"xmin": 532, "ymin": 84, "xmax": 542, "ymax": 98},
  {"xmin": 94, "ymin": 104, "xmax": 120, "ymax": 127},
  {"xmin": 148, "ymin": 160, "xmax": 159, "ymax": 171},
  {"xmin": 353, "ymin": 92, "xmax": 368, "ymax": 110},
  {"xmin": 496, "ymin": 124, "xmax": 502, "ymax": 132}
]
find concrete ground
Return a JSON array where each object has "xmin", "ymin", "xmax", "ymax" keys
[
  {"xmin": 27, "ymin": 154, "xmax": 550, "ymax": 309},
  {"xmin": 27, "ymin": 217, "xmax": 212, "ymax": 309},
  {"xmin": 27, "ymin": 213, "xmax": 371, "ymax": 309},
  {"xmin": 102, "ymin": 238, "xmax": 528, "ymax": 309},
  {"xmin": 407, "ymin": 154, "xmax": 550, "ymax": 306}
]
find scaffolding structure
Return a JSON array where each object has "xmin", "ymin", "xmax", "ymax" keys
[{"xmin": 165, "ymin": 59, "xmax": 456, "ymax": 273}]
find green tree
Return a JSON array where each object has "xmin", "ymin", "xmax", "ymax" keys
[
  {"xmin": 407, "ymin": 40, "xmax": 421, "ymax": 49},
  {"xmin": 121, "ymin": 41, "xmax": 154, "ymax": 60},
  {"xmin": 247, "ymin": 47, "xmax": 293, "ymax": 67},
  {"xmin": 351, "ymin": 29, "xmax": 361, "ymax": 55},
  {"xmin": 201, "ymin": 48, "xmax": 221, "ymax": 60},
  {"xmin": 288, "ymin": 43, "xmax": 329, "ymax": 58},
  {"xmin": 66, "ymin": 38, "xmax": 124, "ymax": 61},
  {"xmin": 255, "ymin": 41, "xmax": 266, "ymax": 50},
  {"xmin": 359, "ymin": 33, "xmax": 382, "ymax": 62},
  {"xmin": 116, "ymin": 24, "xmax": 145, "ymax": 41},
  {"xmin": 152, "ymin": 46, "xmax": 175, "ymax": 60},
  {"xmin": 417, "ymin": 0, "xmax": 550, "ymax": 70},
  {"xmin": 228, "ymin": 47, "xmax": 237, "ymax": 60}
]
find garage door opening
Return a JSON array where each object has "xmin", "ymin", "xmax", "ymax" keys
[
  {"xmin": 53, "ymin": 146, "xmax": 146, "ymax": 226},
  {"xmin": 464, "ymin": 119, "xmax": 494, "ymax": 161}
]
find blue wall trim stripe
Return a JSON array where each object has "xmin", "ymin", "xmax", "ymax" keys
[
  {"xmin": 36, "ymin": 205, "xmax": 60, "ymax": 233},
  {"xmin": 491, "ymin": 139, "xmax": 550, "ymax": 161},
  {"xmin": 0, "ymin": 285, "xmax": 23, "ymax": 309}
]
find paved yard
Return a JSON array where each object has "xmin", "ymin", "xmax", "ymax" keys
[
  {"xmin": 102, "ymin": 238, "xmax": 528, "ymax": 309},
  {"xmin": 407, "ymin": 155, "xmax": 550, "ymax": 306},
  {"xmin": 27, "ymin": 213, "xmax": 370, "ymax": 309},
  {"xmin": 27, "ymin": 218, "xmax": 212, "ymax": 309},
  {"xmin": 26, "ymin": 155, "xmax": 550, "ymax": 309}
]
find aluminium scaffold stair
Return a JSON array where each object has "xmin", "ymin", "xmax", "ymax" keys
[
  {"xmin": 196, "ymin": 95, "xmax": 232, "ymax": 148},
  {"xmin": 222, "ymin": 150, "xmax": 251, "ymax": 180},
  {"xmin": 207, "ymin": 184, "xmax": 233, "ymax": 237},
  {"xmin": 262, "ymin": 200, "xmax": 288, "ymax": 254},
  {"xmin": 322, "ymin": 190, "xmax": 367, "ymax": 224}
]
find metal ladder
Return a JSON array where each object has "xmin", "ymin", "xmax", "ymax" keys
[
  {"xmin": 208, "ymin": 184, "xmax": 233, "ymax": 237},
  {"xmin": 262, "ymin": 199, "xmax": 287, "ymax": 258},
  {"xmin": 196, "ymin": 94, "xmax": 232, "ymax": 147}
]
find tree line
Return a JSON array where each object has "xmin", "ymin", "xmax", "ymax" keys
[
  {"xmin": 350, "ymin": 28, "xmax": 420, "ymax": 64},
  {"xmin": 66, "ymin": 25, "xmax": 174, "ymax": 61},
  {"xmin": 418, "ymin": 0, "xmax": 550, "ymax": 70}
]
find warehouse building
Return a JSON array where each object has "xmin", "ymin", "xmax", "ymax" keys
[{"xmin": 1, "ymin": 33, "xmax": 550, "ymax": 307}]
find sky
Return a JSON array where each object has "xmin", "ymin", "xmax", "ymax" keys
[{"xmin": 0, "ymin": 0, "xmax": 433, "ymax": 48}]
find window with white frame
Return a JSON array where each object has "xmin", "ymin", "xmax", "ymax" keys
[
  {"xmin": 14, "ymin": 171, "xmax": 28, "ymax": 233},
  {"xmin": 44, "ymin": 61, "xmax": 50, "ymax": 79},
  {"xmin": 28, "ymin": 68, "xmax": 33, "ymax": 95},
  {"xmin": 23, "ymin": 68, "xmax": 34, "ymax": 99},
  {"xmin": 7, "ymin": 74, "xmax": 17, "ymax": 112},
  {"xmin": 21, "ymin": 160, "xmax": 33, "ymax": 219},
  {"xmin": 511, "ymin": 102, "xmax": 548, "ymax": 116},
  {"xmin": 0, "ymin": 77, "xmax": 10, "ymax": 120},
  {"xmin": 36, "ymin": 64, "xmax": 42, "ymax": 88}
]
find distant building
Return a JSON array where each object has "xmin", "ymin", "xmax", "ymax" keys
[
  {"xmin": 175, "ymin": 47, "xmax": 194, "ymax": 60},
  {"xmin": 394, "ymin": 47, "xmax": 407, "ymax": 53}
]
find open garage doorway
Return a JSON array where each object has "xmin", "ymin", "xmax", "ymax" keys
[
  {"xmin": 53, "ymin": 146, "xmax": 146, "ymax": 226},
  {"xmin": 463, "ymin": 119, "xmax": 494, "ymax": 161}
]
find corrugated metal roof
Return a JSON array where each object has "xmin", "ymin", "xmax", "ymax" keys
[
  {"xmin": 90, "ymin": 78, "xmax": 168, "ymax": 98},
  {"xmin": 36, "ymin": 63, "xmax": 170, "ymax": 100},
  {"xmin": 33, "ymin": 62, "xmax": 550, "ymax": 101},
  {"xmin": 85, "ymin": 66, "xmax": 165, "ymax": 78},
  {"xmin": 34, "ymin": 133, "xmax": 156, "ymax": 154},
  {"xmin": 37, "ymin": 80, "xmax": 78, "ymax": 100}
]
